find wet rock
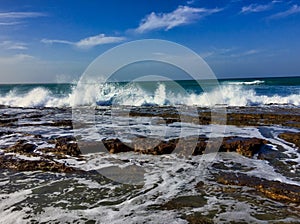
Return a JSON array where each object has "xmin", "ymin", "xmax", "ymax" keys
[
  {"xmin": 182, "ymin": 213, "xmax": 213, "ymax": 224},
  {"xmin": 5, "ymin": 140, "xmax": 37, "ymax": 154},
  {"xmin": 0, "ymin": 117, "xmax": 18, "ymax": 126},
  {"xmin": 0, "ymin": 131, "xmax": 13, "ymax": 137},
  {"xmin": 215, "ymin": 172, "xmax": 300, "ymax": 204},
  {"xmin": 102, "ymin": 138, "xmax": 133, "ymax": 154},
  {"xmin": 227, "ymin": 112, "xmax": 300, "ymax": 128},
  {"xmin": 192, "ymin": 136, "xmax": 268, "ymax": 158},
  {"xmin": 160, "ymin": 195, "xmax": 207, "ymax": 210},
  {"xmin": 0, "ymin": 155, "xmax": 76, "ymax": 172},
  {"xmin": 50, "ymin": 120, "xmax": 73, "ymax": 127},
  {"xmin": 50, "ymin": 136, "xmax": 81, "ymax": 156},
  {"xmin": 278, "ymin": 132, "xmax": 300, "ymax": 148},
  {"xmin": 219, "ymin": 137, "xmax": 269, "ymax": 158},
  {"xmin": 134, "ymin": 138, "xmax": 178, "ymax": 155},
  {"xmin": 102, "ymin": 136, "xmax": 268, "ymax": 158}
]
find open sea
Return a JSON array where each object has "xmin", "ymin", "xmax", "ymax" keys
[{"xmin": 0, "ymin": 76, "xmax": 300, "ymax": 223}]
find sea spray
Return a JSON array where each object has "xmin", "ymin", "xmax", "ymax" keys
[{"xmin": 0, "ymin": 79, "xmax": 300, "ymax": 107}]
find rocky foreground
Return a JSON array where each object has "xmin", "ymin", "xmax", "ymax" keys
[{"xmin": 0, "ymin": 106, "xmax": 300, "ymax": 222}]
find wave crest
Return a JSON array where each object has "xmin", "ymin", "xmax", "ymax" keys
[{"xmin": 0, "ymin": 83, "xmax": 299, "ymax": 108}]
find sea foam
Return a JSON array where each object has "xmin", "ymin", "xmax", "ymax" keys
[{"xmin": 0, "ymin": 82, "xmax": 299, "ymax": 108}]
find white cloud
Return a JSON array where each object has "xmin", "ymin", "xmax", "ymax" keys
[
  {"xmin": 135, "ymin": 5, "xmax": 222, "ymax": 33},
  {"xmin": 268, "ymin": 4, "xmax": 300, "ymax": 19},
  {"xmin": 0, "ymin": 11, "xmax": 46, "ymax": 26},
  {"xmin": 201, "ymin": 47, "xmax": 261, "ymax": 59},
  {"xmin": 0, "ymin": 12, "xmax": 45, "ymax": 19},
  {"xmin": 75, "ymin": 34, "xmax": 125, "ymax": 48},
  {"xmin": 240, "ymin": 1, "xmax": 280, "ymax": 14},
  {"xmin": 41, "ymin": 34, "xmax": 125, "ymax": 49},
  {"xmin": 41, "ymin": 39, "xmax": 73, "ymax": 45},
  {"xmin": 0, "ymin": 41, "xmax": 27, "ymax": 50},
  {"xmin": 228, "ymin": 49, "xmax": 261, "ymax": 58},
  {"xmin": 0, "ymin": 21, "xmax": 22, "ymax": 26}
]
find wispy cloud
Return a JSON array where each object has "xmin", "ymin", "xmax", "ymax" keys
[
  {"xmin": 0, "ymin": 54, "xmax": 35, "ymax": 64},
  {"xmin": 41, "ymin": 34, "xmax": 125, "ymax": 49},
  {"xmin": 240, "ymin": 1, "xmax": 277, "ymax": 14},
  {"xmin": 0, "ymin": 12, "xmax": 45, "ymax": 19},
  {"xmin": 135, "ymin": 5, "xmax": 222, "ymax": 33},
  {"xmin": 0, "ymin": 21, "xmax": 22, "ymax": 26},
  {"xmin": 199, "ymin": 47, "xmax": 234, "ymax": 59},
  {"xmin": 0, "ymin": 41, "xmax": 27, "ymax": 50},
  {"xmin": 268, "ymin": 4, "xmax": 300, "ymax": 19},
  {"xmin": 0, "ymin": 11, "xmax": 46, "ymax": 26},
  {"xmin": 229, "ymin": 49, "xmax": 261, "ymax": 58},
  {"xmin": 201, "ymin": 47, "xmax": 261, "ymax": 59}
]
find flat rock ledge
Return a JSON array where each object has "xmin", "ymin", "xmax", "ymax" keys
[
  {"xmin": 0, "ymin": 136, "xmax": 81, "ymax": 173},
  {"xmin": 0, "ymin": 136, "xmax": 277, "ymax": 173},
  {"xmin": 102, "ymin": 136, "xmax": 268, "ymax": 158},
  {"xmin": 215, "ymin": 172, "xmax": 300, "ymax": 204}
]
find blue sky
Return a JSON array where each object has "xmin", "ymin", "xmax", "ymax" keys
[{"xmin": 0, "ymin": 0, "xmax": 300, "ymax": 83}]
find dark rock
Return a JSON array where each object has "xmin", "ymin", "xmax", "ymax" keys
[
  {"xmin": 0, "ymin": 131, "xmax": 13, "ymax": 137},
  {"xmin": 47, "ymin": 136, "xmax": 81, "ymax": 156},
  {"xmin": 278, "ymin": 132, "xmax": 300, "ymax": 148},
  {"xmin": 0, "ymin": 118, "xmax": 18, "ymax": 125},
  {"xmin": 50, "ymin": 120, "xmax": 73, "ymax": 127},
  {"xmin": 0, "ymin": 155, "xmax": 76, "ymax": 173},
  {"xmin": 102, "ymin": 138, "xmax": 133, "ymax": 154},
  {"xmin": 101, "ymin": 136, "xmax": 268, "ymax": 158},
  {"xmin": 26, "ymin": 136, "xmax": 82, "ymax": 157},
  {"xmin": 160, "ymin": 195, "xmax": 207, "ymax": 210},
  {"xmin": 215, "ymin": 172, "xmax": 300, "ymax": 204},
  {"xmin": 135, "ymin": 138, "xmax": 178, "ymax": 155},
  {"xmin": 192, "ymin": 136, "xmax": 268, "ymax": 158},
  {"xmin": 5, "ymin": 140, "xmax": 37, "ymax": 153},
  {"xmin": 219, "ymin": 137, "xmax": 269, "ymax": 158},
  {"xmin": 182, "ymin": 212, "xmax": 213, "ymax": 224}
]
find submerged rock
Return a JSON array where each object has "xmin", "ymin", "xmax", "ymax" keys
[{"xmin": 215, "ymin": 172, "xmax": 300, "ymax": 204}]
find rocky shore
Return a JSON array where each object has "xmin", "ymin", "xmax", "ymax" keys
[{"xmin": 0, "ymin": 105, "xmax": 300, "ymax": 222}]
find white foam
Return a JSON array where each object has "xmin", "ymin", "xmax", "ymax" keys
[
  {"xmin": 225, "ymin": 80, "xmax": 265, "ymax": 85},
  {"xmin": 0, "ymin": 83, "xmax": 299, "ymax": 107},
  {"xmin": 0, "ymin": 189, "xmax": 32, "ymax": 224}
]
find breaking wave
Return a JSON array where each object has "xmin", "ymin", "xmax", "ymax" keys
[
  {"xmin": 0, "ymin": 82, "xmax": 299, "ymax": 108},
  {"xmin": 224, "ymin": 80, "xmax": 265, "ymax": 85}
]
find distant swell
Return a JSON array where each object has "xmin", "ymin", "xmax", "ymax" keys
[{"xmin": 0, "ymin": 83, "xmax": 299, "ymax": 108}]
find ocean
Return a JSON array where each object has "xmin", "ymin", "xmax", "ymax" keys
[
  {"xmin": 0, "ymin": 76, "xmax": 300, "ymax": 108},
  {"xmin": 0, "ymin": 76, "xmax": 300, "ymax": 223}
]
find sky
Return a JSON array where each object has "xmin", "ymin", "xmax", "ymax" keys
[{"xmin": 0, "ymin": 0, "xmax": 300, "ymax": 83}]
